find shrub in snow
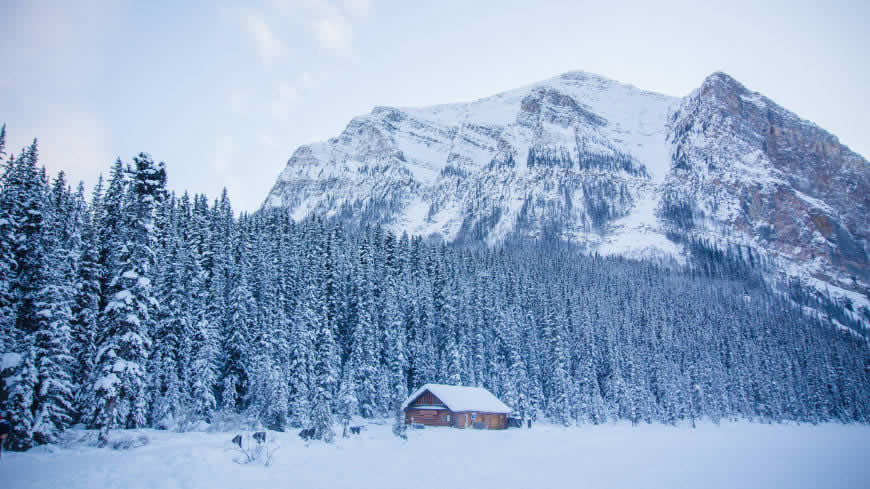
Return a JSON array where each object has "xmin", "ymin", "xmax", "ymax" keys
[
  {"xmin": 109, "ymin": 433, "xmax": 150, "ymax": 450},
  {"xmin": 230, "ymin": 433, "xmax": 279, "ymax": 467},
  {"xmin": 58, "ymin": 429, "xmax": 150, "ymax": 450},
  {"xmin": 58, "ymin": 429, "xmax": 100, "ymax": 449}
]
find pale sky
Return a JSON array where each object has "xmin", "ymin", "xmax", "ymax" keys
[{"xmin": 2, "ymin": 0, "xmax": 867, "ymax": 212}]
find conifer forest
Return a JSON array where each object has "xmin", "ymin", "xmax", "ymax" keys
[{"xmin": 1, "ymin": 127, "xmax": 868, "ymax": 451}]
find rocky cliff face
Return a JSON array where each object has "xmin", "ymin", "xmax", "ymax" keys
[
  {"xmin": 263, "ymin": 70, "xmax": 869, "ymax": 302},
  {"xmin": 664, "ymin": 73, "xmax": 869, "ymax": 297}
]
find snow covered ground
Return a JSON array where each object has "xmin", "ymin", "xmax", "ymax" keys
[{"xmin": 3, "ymin": 421, "xmax": 869, "ymax": 489}]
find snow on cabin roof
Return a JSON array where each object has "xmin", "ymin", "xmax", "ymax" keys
[{"xmin": 402, "ymin": 384, "xmax": 512, "ymax": 414}]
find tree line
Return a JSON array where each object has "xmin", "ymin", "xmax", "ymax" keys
[{"xmin": 1, "ymin": 126, "xmax": 868, "ymax": 450}]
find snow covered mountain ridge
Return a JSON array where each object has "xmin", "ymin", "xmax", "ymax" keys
[{"xmin": 263, "ymin": 70, "xmax": 869, "ymax": 305}]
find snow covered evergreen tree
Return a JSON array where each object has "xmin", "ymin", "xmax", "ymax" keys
[
  {"xmin": 188, "ymin": 316, "xmax": 217, "ymax": 421},
  {"xmin": 93, "ymin": 154, "xmax": 165, "ymax": 441},
  {"xmin": 307, "ymin": 222, "xmax": 338, "ymax": 442},
  {"xmin": 219, "ymin": 222, "xmax": 253, "ymax": 412},
  {"xmin": 348, "ymin": 235, "xmax": 380, "ymax": 418},
  {"xmin": 0, "ymin": 141, "xmax": 48, "ymax": 449},
  {"xmin": 336, "ymin": 367, "xmax": 358, "ymax": 438},
  {"xmin": 31, "ymin": 172, "xmax": 77, "ymax": 444},
  {"xmin": 308, "ymin": 286, "xmax": 337, "ymax": 442},
  {"xmin": 5, "ymin": 142, "xmax": 46, "ymax": 343},
  {"xmin": 2, "ymin": 349, "xmax": 37, "ymax": 450},
  {"xmin": 71, "ymin": 181, "xmax": 101, "ymax": 422},
  {"xmin": 383, "ymin": 255, "xmax": 408, "ymax": 439},
  {"xmin": 0, "ymin": 124, "xmax": 17, "ymax": 350}
]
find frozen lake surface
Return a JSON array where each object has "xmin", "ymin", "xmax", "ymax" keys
[{"xmin": 3, "ymin": 420, "xmax": 869, "ymax": 489}]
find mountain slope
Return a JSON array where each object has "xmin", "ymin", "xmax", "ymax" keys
[
  {"xmin": 263, "ymin": 70, "xmax": 869, "ymax": 304},
  {"xmin": 663, "ymin": 73, "xmax": 869, "ymax": 298}
]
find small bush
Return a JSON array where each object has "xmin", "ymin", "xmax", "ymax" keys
[
  {"xmin": 60, "ymin": 430, "xmax": 151, "ymax": 450},
  {"xmin": 110, "ymin": 433, "xmax": 150, "ymax": 450},
  {"xmin": 58, "ymin": 430, "xmax": 100, "ymax": 449},
  {"xmin": 230, "ymin": 433, "xmax": 279, "ymax": 467}
]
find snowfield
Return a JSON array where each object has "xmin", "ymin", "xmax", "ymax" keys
[{"xmin": 4, "ymin": 421, "xmax": 870, "ymax": 489}]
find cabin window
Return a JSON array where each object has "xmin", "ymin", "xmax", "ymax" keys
[
  {"xmin": 471, "ymin": 412, "xmax": 477, "ymax": 419},
  {"xmin": 442, "ymin": 415, "xmax": 450, "ymax": 422}
]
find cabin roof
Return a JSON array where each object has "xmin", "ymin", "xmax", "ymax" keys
[{"xmin": 402, "ymin": 383, "xmax": 512, "ymax": 414}]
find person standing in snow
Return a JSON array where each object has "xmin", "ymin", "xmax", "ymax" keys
[{"xmin": 0, "ymin": 415, "xmax": 10, "ymax": 459}]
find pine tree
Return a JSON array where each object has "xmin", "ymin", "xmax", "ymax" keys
[
  {"xmin": 384, "ymin": 277, "xmax": 408, "ymax": 439},
  {"xmin": 576, "ymin": 310, "xmax": 605, "ymax": 424},
  {"xmin": 205, "ymin": 190, "xmax": 233, "ymax": 410},
  {"xmin": 247, "ymin": 352, "xmax": 289, "ymax": 431},
  {"xmin": 0, "ymin": 125, "xmax": 17, "ymax": 349},
  {"xmin": 95, "ymin": 159, "xmax": 127, "ymax": 311},
  {"xmin": 220, "ymin": 226, "xmax": 253, "ymax": 411},
  {"xmin": 503, "ymin": 308, "xmax": 531, "ymax": 423},
  {"xmin": 336, "ymin": 367, "xmax": 358, "ymax": 438},
  {"xmin": 2, "ymin": 349, "xmax": 37, "ymax": 450},
  {"xmin": 0, "ymin": 142, "xmax": 47, "ymax": 449},
  {"xmin": 10, "ymin": 142, "xmax": 46, "ymax": 338},
  {"xmin": 309, "ymin": 287, "xmax": 337, "ymax": 442},
  {"xmin": 181, "ymin": 197, "xmax": 218, "ymax": 423},
  {"xmin": 189, "ymin": 316, "xmax": 217, "ymax": 421},
  {"xmin": 543, "ymin": 300, "xmax": 572, "ymax": 426},
  {"xmin": 149, "ymin": 193, "xmax": 184, "ymax": 428},
  {"xmin": 93, "ymin": 154, "xmax": 165, "ymax": 441},
  {"xmin": 31, "ymin": 172, "xmax": 77, "ymax": 444},
  {"xmin": 71, "ymin": 181, "xmax": 101, "ymax": 422},
  {"xmin": 349, "ymin": 236, "xmax": 380, "ymax": 418},
  {"xmin": 288, "ymin": 299, "xmax": 313, "ymax": 427}
]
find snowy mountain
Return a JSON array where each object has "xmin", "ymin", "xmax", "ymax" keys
[{"xmin": 263, "ymin": 71, "xmax": 869, "ymax": 304}]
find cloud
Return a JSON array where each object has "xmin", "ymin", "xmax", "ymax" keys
[
  {"xmin": 258, "ymin": 132, "xmax": 276, "ymax": 147},
  {"xmin": 342, "ymin": 0, "xmax": 372, "ymax": 18},
  {"xmin": 299, "ymin": 71, "xmax": 316, "ymax": 89},
  {"xmin": 271, "ymin": 81, "xmax": 300, "ymax": 121},
  {"xmin": 313, "ymin": 15, "xmax": 354, "ymax": 56},
  {"xmin": 229, "ymin": 89, "xmax": 249, "ymax": 115},
  {"xmin": 214, "ymin": 134, "xmax": 234, "ymax": 174},
  {"xmin": 269, "ymin": 70, "xmax": 323, "ymax": 122},
  {"xmin": 269, "ymin": 0, "xmax": 371, "ymax": 56},
  {"xmin": 245, "ymin": 11, "xmax": 283, "ymax": 67}
]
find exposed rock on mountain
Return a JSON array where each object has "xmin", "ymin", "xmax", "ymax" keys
[
  {"xmin": 263, "ymin": 70, "xmax": 869, "ymax": 303},
  {"xmin": 664, "ymin": 73, "xmax": 868, "ymax": 298}
]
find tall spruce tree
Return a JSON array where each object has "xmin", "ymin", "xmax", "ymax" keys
[
  {"xmin": 1, "ymin": 142, "xmax": 46, "ymax": 449},
  {"xmin": 71, "ymin": 181, "xmax": 102, "ymax": 422},
  {"xmin": 31, "ymin": 172, "xmax": 77, "ymax": 444},
  {"xmin": 93, "ymin": 154, "xmax": 165, "ymax": 441}
]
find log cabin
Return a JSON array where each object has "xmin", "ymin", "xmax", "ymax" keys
[{"xmin": 402, "ymin": 384, "xmax": 512, "ymax": 429}]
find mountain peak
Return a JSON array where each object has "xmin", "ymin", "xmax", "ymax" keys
[
  {"xmin": 699, "ymin": 71, "xmax": 751, "ymax": 96},
  {"xmin": 705, "ymin": 70, "xmax": 739, "ymax": 82},
  {"xmin": 263, "ymin": 70, "xmax": 870, "ymax": 307},
  {"xmin": 557, "ymin": 70, "xmax": 616, "ymax": 83}
]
